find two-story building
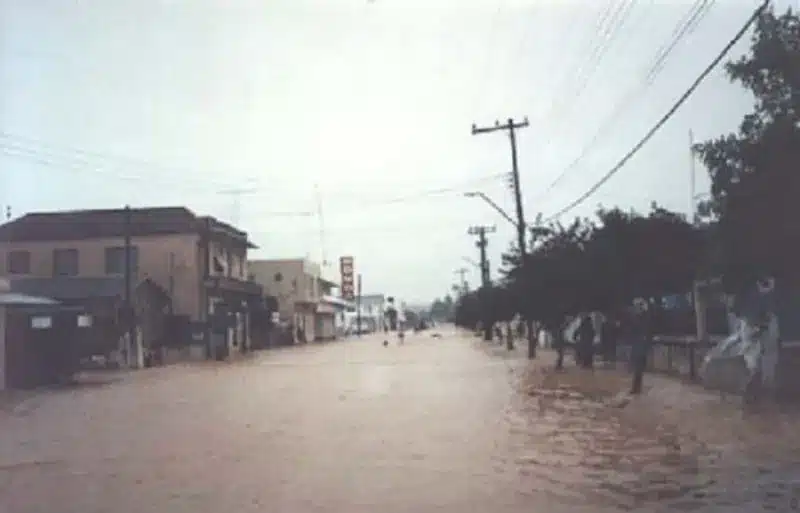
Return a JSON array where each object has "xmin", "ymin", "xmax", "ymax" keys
[
  {"xmin": 0, "ymin": 206, "xmax": 263, "ymax": 365},
  {"xmin": 248, "ymin": 258, "xmax": 341, "ymax": 342}
]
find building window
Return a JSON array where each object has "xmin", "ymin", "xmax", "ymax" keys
[
  {"xmin": 31, "ymin": 316, "xmax": 52, "ymax": 329},
  {"xmin": 212, "ymin": 255, "xmax": 225, "ymax": 275},
  {"xmin": 53, "ymin": 248, "xmax": 79, "ymax": 276},
  {"xmin": 105, "ymin": 246, "xmax": 139, "ymax": 275},
  {"xmin": 6, "ymin": 250, "xmax": 30, "ymax": 274}
]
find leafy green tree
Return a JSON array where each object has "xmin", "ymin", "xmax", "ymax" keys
[
  {"xmin": 454, "ymin": 290, "xmax": 481, "ymax": 329},
  {"xmin": 501, "ymin": 205, "xmax": 701, "ymax": 339},
  {"xmin": 694, "ymin": 7, "xmax": 800, "ymax": 291},
  {"xmin": 587, "ymin": 205, "xmax": 702, "ymax": 304},
  {"xmin": 505, "ymin": 217, "xmax": 595, "ymax": 335},
  {"xmin": 430, "ymin": 294, "xmax": 456, "ymax": 322}
]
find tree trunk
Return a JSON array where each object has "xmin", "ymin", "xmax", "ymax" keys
[{"xmin": 527, "ymin": 318, "xmax": 536, "ymax": 359}]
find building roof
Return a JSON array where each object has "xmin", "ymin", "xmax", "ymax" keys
[
  {"xmin": 8, "ymin": 277, "xmax": 127, "ymax": 300},
  {"xmin": 0, "ymin": 292, "xmax": 59, "ymax": 306},
  {"xmin": 0, "ymin": 206, "xmax": 257, "ymax": 248},
  {"xmin": 7, "ymin": 277, "xmax": 172, "ymax": 304}
]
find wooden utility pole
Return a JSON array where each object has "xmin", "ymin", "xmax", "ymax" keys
[
  {"xmin": 314, "ymin": 184, "xmax": 329, "ymax": 268},
  {"xmin": 168, "ymin": 252, "xmax": 176, "ymax": 314},
  {"xmin": 356, "ymin": 273, "xmax": 363, "ymax": 337},
  {"xmin": 472, "ymin": 117, "xmax": 536, "ymax": 357},
  {"xmin": 123, "ymin": 205, "xmax": 136, "ymax": 367},
  {"xmin": 454, "ymin": 267, "xmax": 468, "ymax": 296},
  {"xmin": 468, "ymin": 225, "xmax": 496, "ymax": 341},
  {"xmin": 689, "ymin": 129, "xmax": 697, "ymax": 224}
]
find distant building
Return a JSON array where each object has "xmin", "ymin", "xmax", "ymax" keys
[
  {"xmin": 248, "ymin": 258, "xmax": 343, "ymax": 342},
  {"xmin": 345, "ymin": 293, "xmax": 386, "ymax": 332}
]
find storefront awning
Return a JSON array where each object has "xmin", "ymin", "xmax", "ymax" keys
[
  {"xmin": 204, "ymin": 276, "xmax": 263, "ymax": 297},
  {"xmin": 320, "ymin": 295, "xmax": 352, "ymax": 309}
]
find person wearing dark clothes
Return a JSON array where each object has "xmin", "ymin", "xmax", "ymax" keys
[
  {"xmin": 600, "ymin": 314, "xmax": 618, "ymax": 365},
  {"xmin": 629, "ymin": 300, "xmax": 652, "ymax": 394},
  {"xmin": 577, "ymin": 314, "xmax": 596, "ymax": 369}
]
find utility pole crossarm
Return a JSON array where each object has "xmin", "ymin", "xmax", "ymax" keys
[
  {"xmin": 471, "ymin": 117, "xmax": 530, "ymax": 135},
  {"xmin": 467, "ymin": 225, "xmax": 496, "ymax": 236}
]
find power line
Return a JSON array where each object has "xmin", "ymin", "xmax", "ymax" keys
[
  {"xmin": 0, "ymin": 131, "xmax": 247, "ymax": 191},
  {"xmin": 536, "ymin": 0, "xmax": 638, "ymax": 134},
  {"xmin": 218, "ymin": 186, "xmax": 258, "ymax": 226},
  {"xmin": 0, "ymin": 145, "xmax": 314, "ymax": 218},
  {"xmin": 253, "ymin": 223, "xmax": 476, "ymax": 237},
  {"xmin": 326, "ymin": 173, "xmax": 509, "ymax": 211},
  {"xmin": 3, "ymin": 131, "xmax": 470, "ymax": 199},
  {"xmin": 471, "ymin": 0, "xmax": 510, "ymax": 109},
  {"xmin": 567, "ymin": 0, "xmax": 639, "ymax": 109},
  {"xmin": 535, "ymin": 0, "xmax": 716, "ymax": 198},
  {"xmin": 513, "ymin": 1, "xmax": 602, "ymax": 115},
  {"xmin": 544, "ymin": 0, "xmax": 769, "ymax": 223},
  {"xmin": 0, "ymin": 133, "xmax": 504, "ymax": 214},
  {"xmin": 644, "ymin": 0, "xmax": 715, "ymax": 84},
  {"xmin": 1, "ymin": 172, "xmax": 506, "ymax": 223},
  {"xmin": 540, "ymin": 0, "xmax": 619, "ymax": 111},
  {"xmin": 523, "ymin": 0, "xmax": 645, "ymax": 178}
]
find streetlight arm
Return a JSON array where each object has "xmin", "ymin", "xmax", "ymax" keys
[{"xmin": 465, "ymin": 192, "xmax": 518, "ymax": 229}]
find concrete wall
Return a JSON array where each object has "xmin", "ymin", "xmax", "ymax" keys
[{"xmin": 0, "ymin": 234, "xmax": 203, "ymax": 320}]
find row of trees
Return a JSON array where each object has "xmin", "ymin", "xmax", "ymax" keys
[
  {"xmin": 455, "ymin": 206, "xmax": 704, "ymax": 332},
  {"xmin": 429, "ymin": 295, "xmax": 455, "ymax": 322},
  {"xmin": 453, "ymin": 7, "xmax": 800, "ymax": 341}
]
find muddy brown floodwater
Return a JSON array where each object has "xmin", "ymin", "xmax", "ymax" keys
[{"xmin": 1, "ymin": 328, "xmax": 800, "ymax": 512}]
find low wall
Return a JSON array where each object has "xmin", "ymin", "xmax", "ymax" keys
[
  {"xmin": 161, "ymin": 345, "xmax": 207, "ymax": 365},
  {"xmin": 777, "ymin": 343, "xmax": 800, "ymax": 398},
  {"xmin": 615, "ymin": 335, "xmax": 721, "ymax": 381},
  {"xmin": 616, "ymin": 335, "xmax": 800, "ymax": 397}
]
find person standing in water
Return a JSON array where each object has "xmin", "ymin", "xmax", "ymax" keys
[
  {"xmin": 577, "ymin": 313, "xmax": 596, "ymax": 369},
  {"xmin": 629, "ymin": 299, "xmax": 652, "ymax": 395}
]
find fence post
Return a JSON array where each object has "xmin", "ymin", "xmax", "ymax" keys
[{"xmin": 667, "ymin": 344, "xmax": 673, "ymax": 373}]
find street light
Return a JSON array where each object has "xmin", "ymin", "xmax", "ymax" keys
[{"xmin": 463, "ymin": 191, "xmax": 518, "ymax": 229}]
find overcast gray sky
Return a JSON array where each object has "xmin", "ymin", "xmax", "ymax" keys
[{"xmin": 1, "ymin": 0, "xmax": 795, "ymax": 303}]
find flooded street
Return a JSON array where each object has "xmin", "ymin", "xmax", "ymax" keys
[{"xmin": 2, "ymin": 329, "xmax": 800, "ymax": 512}]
